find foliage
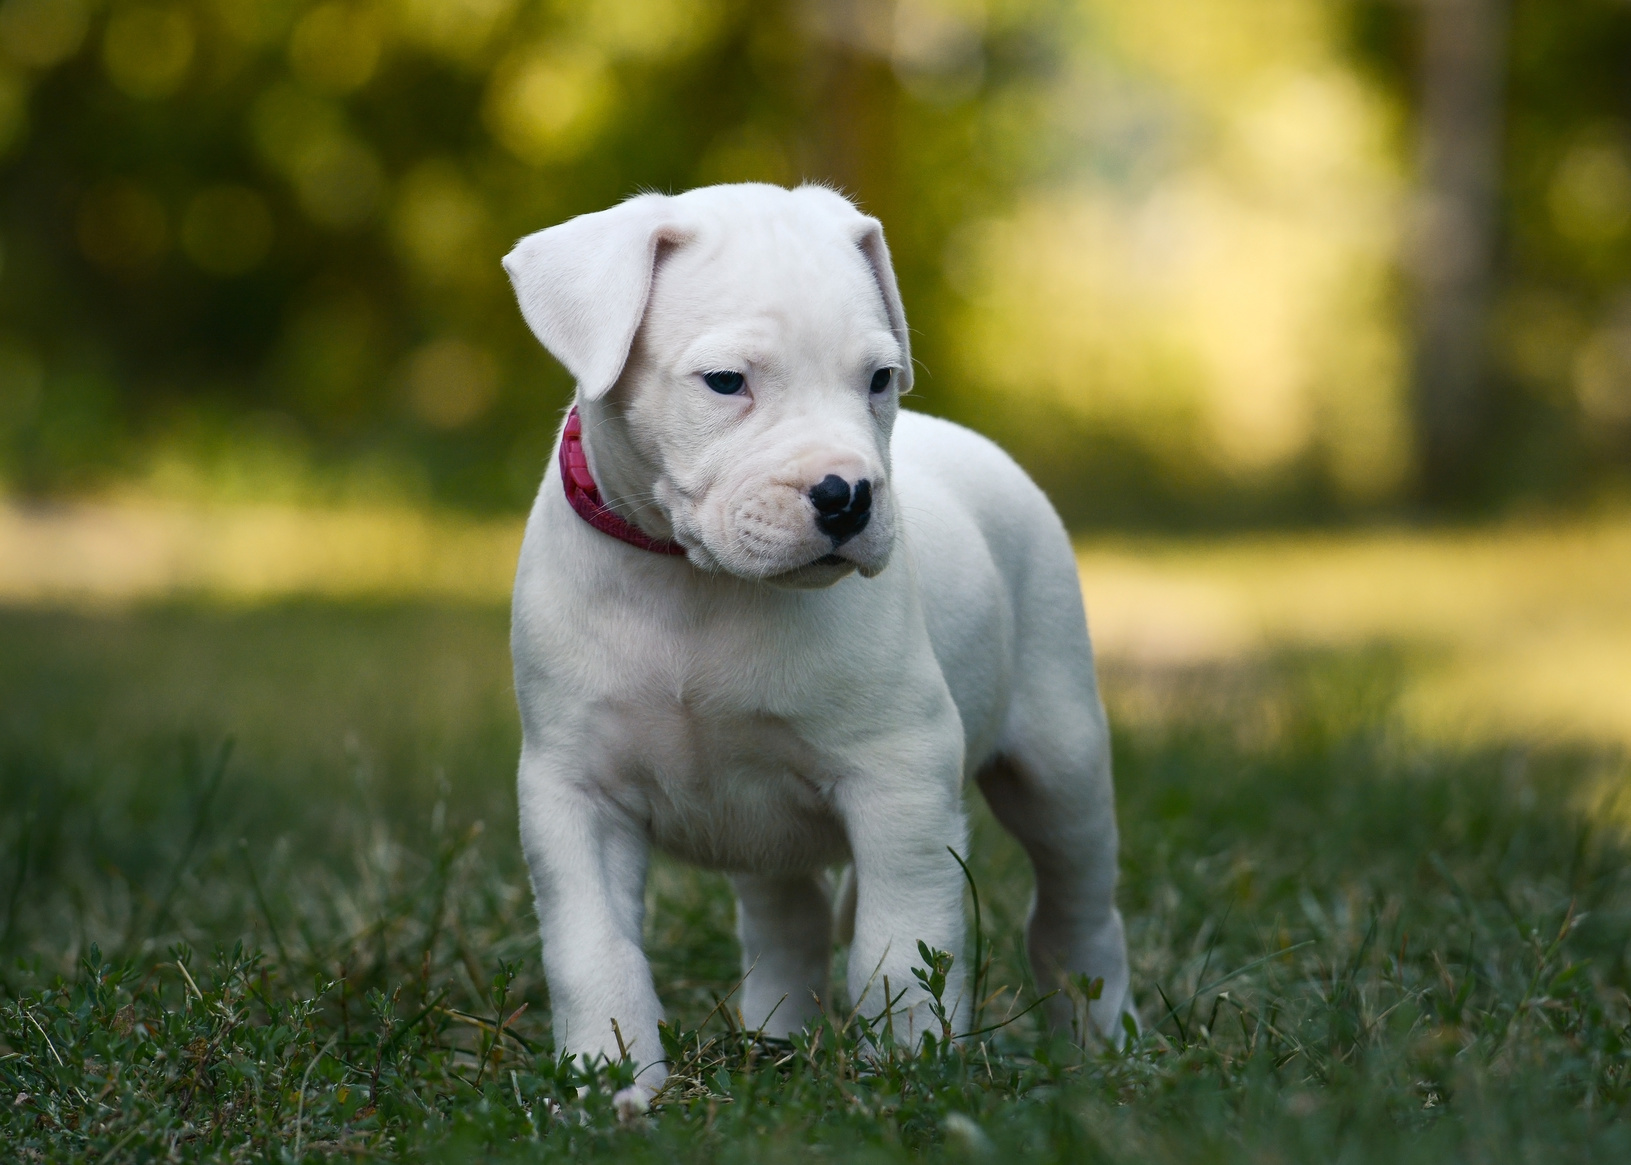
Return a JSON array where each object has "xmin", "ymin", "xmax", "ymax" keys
[
  {"xmin": 0, "ymin": 0, "xmax": 1059, "ymax": 513},
  {"xmin": 2, "ymin": 601, "xmax": 1630, "ymax": 1160},
  {"xmin": 0, "ymin": 1, "xmax": 1629, "ymax": 524}
]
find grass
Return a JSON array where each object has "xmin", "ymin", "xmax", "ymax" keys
[{"xmin": 1, "ymin": 598, "xmax": 1630, "ymax": 1161}]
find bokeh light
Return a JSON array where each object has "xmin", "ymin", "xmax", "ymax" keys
[
  {"xmin": 0, "ymin": 0, "xmax": 1622, "ymax": 519},
  {"xmin": 101, "ymin": 3, "xmax": 195, "ymax": 99},
  {"xmin": 0, "ymin": 0, "xmax": 88, "ymax": 69}
]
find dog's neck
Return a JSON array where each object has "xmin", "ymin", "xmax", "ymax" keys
[{"xmin": 572, "ymin": 396, "xmax": 679, "ymax": 543}]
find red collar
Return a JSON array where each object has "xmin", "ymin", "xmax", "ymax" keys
[{"xmin": 559, "ymin": 408, "xmax": 687, "ymax": 556}]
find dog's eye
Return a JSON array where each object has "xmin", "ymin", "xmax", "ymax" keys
[
  {"xmin": 869, "ymin": 367, "xmax": 893, "ymax": 394},
  {"xmin": 704, "ymin": 370, "xmax": 745, "ymax": 395}
]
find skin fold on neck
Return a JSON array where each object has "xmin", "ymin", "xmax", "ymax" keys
[{"xmin": 573, "ymin": 394, "xmax": 678, "ymax": 544}]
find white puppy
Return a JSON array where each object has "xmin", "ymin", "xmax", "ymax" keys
[{"xmin": 504, "ymin": 183, "xmax": 1135, "ymax": 1098}]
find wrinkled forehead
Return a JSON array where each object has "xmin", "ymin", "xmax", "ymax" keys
[{"xmin": 646, "ymin": 204, "xmax": 894, "ymax": 353}]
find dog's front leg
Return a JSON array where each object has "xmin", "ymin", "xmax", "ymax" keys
[
  {"xmin": 517, "ymin": 748, "xmax": 666, "ymax": 1102},
  {"xmin": 836, "ymin": 729, "xmax": 968, "ymax": 1050},
  {"xmin": 731, "ymin": 872, "xmax": 832, "ymax": 1038}
]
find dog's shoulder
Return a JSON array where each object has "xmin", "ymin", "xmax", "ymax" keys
[
  {"xmin": 893, "ymin": 410, "xmax": 1057, "ymax": 526},
  {"xmin": 891, "ymin": 409, "xmax": 1076, "ymax": 604}
]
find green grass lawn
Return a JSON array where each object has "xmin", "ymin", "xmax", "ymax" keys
[{"xmin": 2, "ymin": 600, "xmax": 1629, "ymax": 1161}]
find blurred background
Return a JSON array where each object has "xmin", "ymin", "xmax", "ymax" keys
[
  {"xmin": 1, "ymin": 0, "xmax": 1630, "ymax": 757},
  {"xmin": 1, "ymin": 0, "xmax": 1628, "ymax": 526}
]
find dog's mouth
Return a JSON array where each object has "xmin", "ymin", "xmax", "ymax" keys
[{"xmin": 815, "ymin": 553, "xmax": 845, "ymax": 566}]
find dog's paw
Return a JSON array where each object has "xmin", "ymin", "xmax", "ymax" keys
[{"xmin": 612, "ymin": 1085, "xmax": 650, "ymax": 1125}]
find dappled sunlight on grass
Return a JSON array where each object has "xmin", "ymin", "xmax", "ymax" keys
[
  {"xmin": 0, "ymin": 498, "xmax": 522, "ymax": 604},
  {"xmin": 1079, "ymin": 518, "xmax": 1631, "ymax": 752},
  {"xmin": 5, "ymin": 497, "xmax": 1628, "ymax": 753}
]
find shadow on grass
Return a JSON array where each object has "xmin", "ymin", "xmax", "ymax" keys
[{"xmin": 1, "ymin": 605, "xmax": 1629, "ymax": 1161}]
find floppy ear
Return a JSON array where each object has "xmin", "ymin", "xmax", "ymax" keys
[
  {"xmin": 791, "ymin": 185, "xmax": 914, "ymax": 391},
  {"xmin": 852, "ymin": 217, "xmax": 914, "ymax": 394},
  {"xmin": 502, "ymin": 194, "xmax": 692, "ymax": 400}
]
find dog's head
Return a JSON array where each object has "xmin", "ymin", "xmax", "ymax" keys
[{"xmin": 503, "ymin": 183, "xmax": 910, "ymax": 588}]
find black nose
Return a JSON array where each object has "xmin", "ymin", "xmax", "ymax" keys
[
  {"xmin": 810, "ymin": 474, "xmax": 850, "ymax": 514},
  {"xmin": 809, "ymin": 475, "xmax": 872, "ymax": 544}
]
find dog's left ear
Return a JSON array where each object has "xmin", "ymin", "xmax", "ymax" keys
[
  {"xmin": 792, "ymin": 185, "xmax": 913, "ymax": 389},
  {"xmin": 792, "ymin": 185, "xmax": 913, "ymax": 393},
  {"xmin": 503, "ymin": 194, "xmax": 692, "ymax": 400},
  {"xmin": 852, "ymin": 216, "xmax": 913, "ymax": 394}
]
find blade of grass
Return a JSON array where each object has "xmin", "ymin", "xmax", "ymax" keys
[
  {"xmin": 0, "ymin": 799, "xmax": 34, "ymax": 952},
  {"xmin": 237, "ymin": 839, "xmax": 291, "ymax": 970},
  {"xmin": 147, "ymin": 738, "xmax": 234, "ymax": 941},
  {"xmin": 1150, "ymin": 940, "xmax": 1317, "ymax": 1036},
  {"xmin": 948, "ymin": 846, "xmax": 986, "ymax": 1038}
]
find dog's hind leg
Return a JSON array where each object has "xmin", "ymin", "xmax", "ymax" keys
[
  {"xmin": 976, "ymin": 591, "xmax": 1137, "ymax": 1044},
  {"xmin": 967, "ymin": 502, "xmax": 1137, "ymax": 1043},
  {"xmin": 730, "ymin": 872, "xmax": 832, "ymax": 1039},
  {"xmin": 978, "ymin": 739, "xmax": 1135, "ymax": 1043}
]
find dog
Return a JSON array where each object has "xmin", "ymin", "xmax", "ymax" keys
[{"xmin": 503, "ymin": 182, "xmax": 1135, "ymax": 1102}]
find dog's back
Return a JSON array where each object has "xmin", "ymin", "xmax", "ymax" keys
[{"xmin": 891, "ymin": 409, "xmax": 1105, "ymax": 778}]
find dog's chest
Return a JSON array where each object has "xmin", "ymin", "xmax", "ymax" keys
[
  {"xmin": 598, "ymin": 682, "xmax": 850, "ymax": 872},
  {"xmin": 519, "ymin": 551, "xmax": 923, "ymax": 872}
]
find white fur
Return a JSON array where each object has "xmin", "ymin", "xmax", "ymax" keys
[{"xmin": 504, "ymin": 183, "xmax": 1135, "ymax": 1098}]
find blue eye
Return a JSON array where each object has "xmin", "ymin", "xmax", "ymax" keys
[
  {"xmin": 704, "ymin": 370, "xmax": 745, "ymax": 395},
  {"xmin": 869, "ymin": 367, "xmax": 893, "ymax": 394}
]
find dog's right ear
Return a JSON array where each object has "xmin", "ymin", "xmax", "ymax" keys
[{"xmin": 503, "ymin": 194, "xmax": 692, "ymax": 400}]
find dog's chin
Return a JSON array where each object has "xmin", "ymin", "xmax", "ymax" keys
[
  {"xmin": 766, "ymin": 539, "xmax": 896, "ymax": 588},
  {"xmin": 763, "ymin": 555, "xmax": 858, "ymax": 590}
]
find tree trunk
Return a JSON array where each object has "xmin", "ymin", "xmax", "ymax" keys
[{"xmin": 1410, "ymin": 0, "xmax": 1510, "ymax": 502}]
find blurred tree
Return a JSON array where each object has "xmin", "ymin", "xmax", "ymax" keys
[
  {"xmin": 0, "ymin": 0, "xmax": 1626, "ymax": 524},
  {"xmin": 1409, "ymin": 0, "xmax": 1508, "ymax": 503},
  {"xmin": 0, "ymin": 0, "xmax": 1060, "ymax": 512},
  {"xmin": 1354, "ymin": 0, "xmax": 1631, "ymax": 510}
]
